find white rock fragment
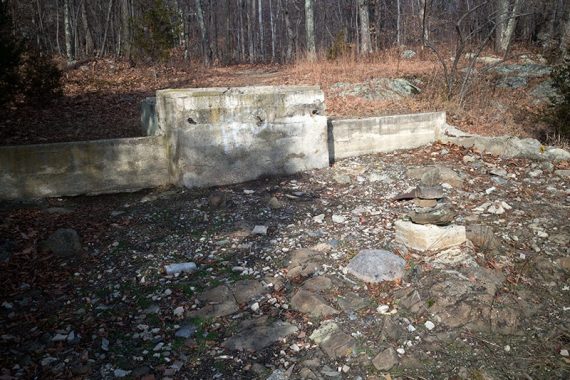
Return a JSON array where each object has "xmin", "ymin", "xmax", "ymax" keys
[
  {"xmin": 313, "ymin": 214, "xmax": 325, "ymax": 223},
  {"xmin": 290, "ymin": 343, "xmax": 300, "ymax": 352},
  {"xmin": 377, "ymin": 305, "xmax": 390, "ymax": 314},
  {"xmin": 243, "ymin": 189, "xmax": 255, "ymax": 194},
  {"xmin": 485, "ymin": 187, "xmax": 496, "ymax": 194},
  {"xmin": 332, "ymin": 214, "xmax": 346, "ymax": 223},
  {"xmin": 561, "ymin": 349, "xmax": 569, "ymax": 357},
  {"xmin": 504, "ymin": 345, "xmax": 511, "ymax": 352},
  {"xmin": 164, "ymin": 262, "xmax": 197, "ymax": 275},
  {"xmin": 342, "ymin": 365, "xmax": 350, "ymax": 373},
  {"xmin": 153, "ymin": 342, "xmax": 164, "ymax": 351},
  {"xmin": 250, "ymin": 302, "xmax": 260, "ymax": 312},
  {"xmin": 113, "ymin": 369, "xmax": 131, "ymax": 378},
  {"xmin": 51, "ymin": 333, "xmax": 68, "ymax": 342},
  {"xmin": 173, "ymin": 306, "xmax": 184, "ymax": 317},
  {"xmin": 252, "ymin": 225, "xmax": 268, "ymax": 235},
  {"xmin": 424, "ymin": 321, "xmax": 435, "ymax": 331},
  {"xmin": 407, "ymin": 325, "xmax": 416, "ymax": 332},
  {"xmin": 396, "ymin": 348, "xmax": 406, "ymax": 355},
  {"xmin": 395, "ymin": 220, "xmax": 466, "ymax": 252}
]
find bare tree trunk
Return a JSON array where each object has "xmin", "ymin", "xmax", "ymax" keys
[
  {"xmin": 495, "ymin": 0, "xmax": 522, "ymax": 54},
  {"xmin": 120, "ymin": 0, "xmax": 130, "ymax": 58},
  {"xmin": 258, "ymin": 0, "xmax": 264, "ymax": 59},
  {"xmin": 305, "ymin": 0, "xmax": 316, "ymax": 61},
  {"xmin": 396, "ymin": 0, "xmax": 401, "ymax": 46},
  {"xmin": 99, "ymin": 0, "xmax": 114, "ymax": 57},
  {"xmin": 56, "ymin": 0, "xmax": 62, "ymax": 54},
  {"xmin": 419, "ymin": 0, "xmax": 429, "ymax": 48},
  {"xmin": 238, "ymin": 0, "xmax": 245, "ymax": 61},
  {"xmin": 195, "ymin": 0, "xmax": 210, "ymax": 65},
  {"xmin": 63, "ymin": 0, "xmax": 74, "ymax": 63},
  {"xmin": 81, "ymin": 0, "xmax": 95, "ymax": 56},
  {"xmin": 247, "ymin": 0, "xmax": 254, "ymax": 62},
  {"xmin": 358, "ymin": 0, "xmax": 372, "ymax": 54},
  {"xmin": 284, "ymin": 0, "xmax": 294, "ymax": 62},
  {"xmin": 270, "ymin": 0, "xmax": 276, "ymax": 61},
  {"xmin": 561, "ymin": 8, "xmax": 570, "ymax": 59}
]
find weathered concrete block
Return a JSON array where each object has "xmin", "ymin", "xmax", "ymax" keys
[
  {"xmin": 141, "ymin": 97, "xmax": 159, "ymax": 136},
  {"xmin": 156, "ymin": 86, "xmax": 328, "ymax": 187},
  {"xmin": 395, "ymin": 220, "xmax": 466, "ymax": 252},
  {"xmin": 0, "ymin": 137, "xmax": 169, "ymax": 200},
  {"xmin": 330, "ymin": 112, "xmax": 446, "ymax": 161}
]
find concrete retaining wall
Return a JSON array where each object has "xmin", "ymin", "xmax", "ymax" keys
[
  {"xmin": 329, "ymin": 112, "xmax": 446, "ymax": 161},
  {"xmin": 155, "ymin": 86, "xmax": 329, "ymax": 187},
  {"xmin": 0, "ymin": 137, "xmax": 169, "ymax": 200}
]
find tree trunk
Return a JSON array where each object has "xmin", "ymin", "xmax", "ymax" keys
[
  {"xmin": 258, "ymin": 0, "xmax": 264, "ymax": 59},
  {"xmin": 99, "ymin": 0, "xmax": 114, "ymax": 57},
  {"xmin": 495, "ymin": 0, "xmax": 522, "ymax": 54},
  {"xmin": 396, "ymin": 0, "xmax": 401, "ymax": 46},
  {"xmin": 247, "ymin": 0, "xmax": 254, "ymax": 62},
  {"xmin": 81, "ymin": 0, "xmax": 95, "ymax": 56},
  {"xmin": 120, "ymin": 0, "xmax": 130, "ymax": 58},
  {"xmin": 269, "ymin": 0, "xmax": 276, "ymax": 61},
  {"xmin": 305, "ymin": 0, "xmax": 316, "ymax": 61},
  {"xmin": 284, "ymin": 0, "xmax": 294, "ymax": 62},
  {"xmin": 561, "ymin": 7, "xmax": 570, "ymax": 59},
  {"xmin": 419, "ymin": 0, "xmax": 429, "ymax": 48},
  {"xmin": 195, "ymin": 0, "xmax": 210, "ymax": 65},
  {"xmin": 358, "ymin": 0, "xmax": 372, "ymax": 54},
  {"xmin": 63, "ymin": 0, "xmax": 74, "ymax": 62}
]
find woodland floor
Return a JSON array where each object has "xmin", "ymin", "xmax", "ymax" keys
[{"xmin": 0, "ymin": 49, "xmax": 555, "ymax": 146}]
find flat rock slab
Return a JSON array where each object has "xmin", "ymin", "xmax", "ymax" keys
[
  {"xmin": 286, "ymin": 249, "xmax": 325, "ymax": 280},
  {"xmin": 407, "ymin": 166, "xmax": 465, "ymax": 189},
  {"xmin": 188, "ymin": 285, "xmax": 239, "ymax": 319},
  {"xmin": 222, "ymin": 320, "xmax": 298, "ymax": 351},
  {"xmin": 346, "ymin": 249, "xmax": 406, "ymax": 283},
  {"xmin": 395, "ymin": 220, "xmax": 466, "ymax": 252},
  {"xmin": 309, "ymin": 322, "xmax": 356, "ymax": 359},
  {"xmin": 372, "ymin": 347, "xmax": 399, "ymax": 371},
  {"xmin": 291, "ymin": 289, "xmax": 339, "ymax": 318},
  {"xmin": 408, "ymin": 207, "xmax": 456, "ymax": 225},
  {"xmin": 336, "ymin": 292, "xmax": 370, "ymax": 312},
  {"xmin": 230, "ymin": 280, "xmax": 266, "ymax": 305},
  {"xmin": 302, "ymin": 276, "xmax": 333, "ymax": 292}
]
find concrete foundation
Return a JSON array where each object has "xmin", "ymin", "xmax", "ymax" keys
[
  {"xmin": 155, "ymin": 86, "xmax": 329, "ymax": 187},
  {"xmin": 0, "ymin": 137, "xmax": 169, "ymax": 200},
  {"xmin": 329, "ymin": 112, "xmax": 446, "ymax": 161}
]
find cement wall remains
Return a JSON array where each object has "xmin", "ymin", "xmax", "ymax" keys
[
  {"xmin": 0, "ymin": 137, "xmax": 169, "ymax": 200},
  {"xmin": 329, "ymin": 112, "xmax": 446, "ymax": 161},
  {"xmin": 155, "ymin": 86, "xmax": 329, "ymax": 187}
]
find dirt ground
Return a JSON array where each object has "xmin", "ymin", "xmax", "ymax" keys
[{"xmin": 1, "ymin": 143, "xmax": 569, "ymax": 379}]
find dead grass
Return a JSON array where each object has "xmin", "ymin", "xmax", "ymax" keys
[{"xmin": 0, "ymin": 48, "xmax": 553, "ymax": 145}]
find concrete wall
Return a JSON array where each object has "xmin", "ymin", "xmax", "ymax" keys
[
  {"xmin": 0, "ymin": 137, "xmax": 169, "ymax": 200},
  {"xmin": 329, "ymin": 112, "xmax": 446, "ymax": 161},
  {"xmin": 155, "ymin": 86, "xmax": 329, "ymax": 187}
]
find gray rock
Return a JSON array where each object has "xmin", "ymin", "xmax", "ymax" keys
[
  {"xmin": 175, "ymin": 324, "xmax": 197, "ymax": 339},
  {"xmin": 401, "ymin": 50, "xmax": 416, "ymax": 59},
  {"xmin": 302, "ymin": 276, "xmax": 333, "ymax": 292},
  {"xmin": 336, "ymin": 292, "xmax": 370, "ymax": 312},
  {"xmin": 188, "ymin": 285, "xmax": 239, "ymax": 319},
  {"xmin": 407, "ymin": 166, "xmax": 464, "ymax": 189},
  {"xmin": 286, "ymin": 249, "xmax": 325, "ymax": 281},
  {"xmin": 492, "ymin": 63, "xmax": 551, "ymax": 77},
  {"xmin": 231, "ymin": 280, "xmax": 266, "ymax": 304},
  {"xmin": 268, "ymin": 197, "xmax": 283, "ymax": 209},
  {"xmin": 394, "ymin": 185, "xmax": 444, "ymax": 200},
  {"xmin": 497, "ymin": 76, "xmax": 528, "ymax": 89},
  {"xmin": 331, "ymin": 78, "xmax": 420, "ymax": 101},
  {"xmin": 408, "ymin": 207, "xmax": 456, "ymax": 226},
  {"xmin": 555, "ymin": 169, "xmax": 570, "ymax": 178},
  {"xmin": 372, "ymin": 347, "xmax": 399, "ymax": 371},
  {"xmin": 346, "ymin": 249, "xmax": 406, "ymax": 283},
  {"xmin": 40, "ymin": 228, "xmax": 82, "ymax": 257},
  {"xmin": 291, "ymin": 289, "xmax": 339, "ymax": 318},
  {"xmin": 309, "ymin": 322, "xmax": 356, "ymax": 359},
  {"xmin": 222, "ymin": 320, "xmax": 298, "ymax": 351}
]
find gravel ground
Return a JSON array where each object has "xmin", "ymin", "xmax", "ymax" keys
[{"xmin": 1, "ymin": 143, "xmax": 569, "ymax": 379}]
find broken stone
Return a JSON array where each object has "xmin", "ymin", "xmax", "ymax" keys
[
  {"xmin": 309, "ymin": 322, "xmax": 356, "ymax": 359},
  {"xmin": 333, "ymin": 174, "xmax": 351, "ymax": 184},
  {"xmin": 268, "ymin": 197, "xmax": 283, "ymax": 209},
  {"xmin": 231, "ymin": 280, "xmax": 266, "ymax": 304},
  {"xmin": 395, "ymin": 220, "xmax": 466, "ymax": 251},
  {"xmin": 164, "ymin": 262, "xmax": 197, "ymax": 275},
  {"xmin": 372, "ymin": 347, "xmax": 399, "ymax": 371},
  {"xmin": 466, "ymin": 225, "xmax": 500, "ymax": 252},
  {"xmin": 408, "ymin": 207, "xmax": 456, "ymax": 225},
  {"xmin": 414, "ymin": 199, "xmax": 438, "ymax": 208},
  {"xmin": 252, "ymin": 225, "xmax": 268, "ymax": 235},
  {"xmin": 286, "ymin": 249, "xmax": 324, "ymax": 281},
  {"xmin": 291, "ymin": 289, "xmax": 339, "ymax": 318},
  {"xmin": 188, "ymin": 285, "xmax": 239, "ymax": 319},
  {"xmin": 222, "ymin": 319, "xmax": 298, "ymax": 351},
  {"xmin": 175, "ymin": 324, "xmax": 197, "ymax": 339},
  {"xmin": 346, "ymin": 249, "xmax": 406, "ymax": 283},
  {"xmin": 302, "ymin": 276, "xmax": 333, "ymax": 292},
  {"xmin": 394, "ymin": 185, "xmax": 444, "ymax": 200},
  {"xmin": 336, "ymin": 291, "xmax": 370, "ymax": 312}
]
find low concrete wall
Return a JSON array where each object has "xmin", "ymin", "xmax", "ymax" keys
[
  {"xmin": 0, "ymin": 137, "xmax": 169, "ymax": 200},
  {"xmin": 329, "ymin": 112, "xmax": 446, "ymax": 161},
  {"xmin": 156, "ymin": 86, "xmax": 329, "ymax": 187}
]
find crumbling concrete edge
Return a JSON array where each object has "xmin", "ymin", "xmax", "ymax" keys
[{"xmin": 436, "ymin": 124, "xmax": 570, "ymax": 162}]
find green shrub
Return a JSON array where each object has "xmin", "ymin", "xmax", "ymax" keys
[
  {"xmin": 132, "ymin": 0, "xmax": 178, "ymax": 63},
  {"xmin": 545, "ymin": 61, "xmax": 570, "ymax": 141},
  {"xmin": 19, "ymin": 52, "xmax": 63, "ymax": 104}
]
